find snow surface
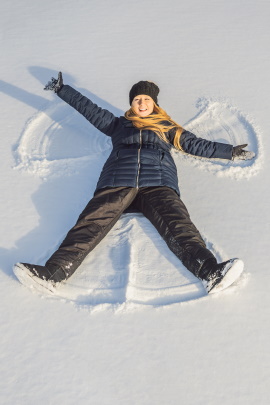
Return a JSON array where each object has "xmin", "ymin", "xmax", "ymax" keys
[{"xmin": 1, "ymin": 0, "xmax": 270, "ymax": 404}]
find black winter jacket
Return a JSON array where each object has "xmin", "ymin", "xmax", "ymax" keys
[{"xmin": 58, "ymin": 85, "xmax": 233, "ymax": 195}]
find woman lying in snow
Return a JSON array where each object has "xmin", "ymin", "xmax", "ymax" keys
[{"xmin": 14, "ymin": 73, "xmax": 254, "ymax": 295}]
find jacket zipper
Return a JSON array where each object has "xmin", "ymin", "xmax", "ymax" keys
[{"xmin": 136, "ymin": 130, "xmax": 142, "ymax": 188}]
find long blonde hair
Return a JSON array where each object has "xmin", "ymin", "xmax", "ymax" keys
[{"xmin": 124, "ymin": 104, "xmax": 183, "ymax": 150}]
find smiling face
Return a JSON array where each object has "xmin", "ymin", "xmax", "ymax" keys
[{"xmin": 131, "ymin": 94, "xmax": 155, "ymax": 117}]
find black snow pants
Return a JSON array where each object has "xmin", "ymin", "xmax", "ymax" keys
[{"xmin": 46, "ymin": 186, "xmax": 216, "ymax": 280}]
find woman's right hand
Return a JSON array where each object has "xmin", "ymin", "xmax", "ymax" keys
[{"xmin": 44, "ymin": 71, "xmax": 63, "ymax": 93}]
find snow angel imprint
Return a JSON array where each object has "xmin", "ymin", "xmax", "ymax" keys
[{"xmin": 14, "ymin": 73, "xmax": 255, "ymax": 296}]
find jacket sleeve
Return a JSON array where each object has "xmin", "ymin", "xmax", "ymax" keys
[
  {"xmin": 57, "ymin": 85, "xmax": 118, "ymax": 136},
  {"xmin": 179, "ymin": 130, "xmax": 233, "ymax": 160}
]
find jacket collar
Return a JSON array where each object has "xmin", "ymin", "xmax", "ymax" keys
[{"xmin": 120, "ymin": 116, "xmax": 134, "ymax": 127}]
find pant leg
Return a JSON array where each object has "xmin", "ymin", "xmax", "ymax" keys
[
  {"xmin": 133, "ymin": 186, "xmax": 216, "ymax": 277},
  {"xmin": 46, "ymin": 187, "xmax": 138, "ymax": 278}
]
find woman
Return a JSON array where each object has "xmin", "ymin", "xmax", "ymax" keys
[{"xmin": 14, "ymin": 73, "xmax": 254, "ymax": 295}]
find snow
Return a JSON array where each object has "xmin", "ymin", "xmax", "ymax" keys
[{"xmin": 1, "ymin": 0, "xmax": 270, "ymax": 403}]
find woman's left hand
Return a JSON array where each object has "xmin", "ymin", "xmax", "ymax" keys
[{"xmin": 232, "ymin": 144, "xmax": 255, "ymax": 160}]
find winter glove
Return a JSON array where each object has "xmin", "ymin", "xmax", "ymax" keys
[
  {"xmin": 44, "ymin": 71, "xmax": 63, "ymax": 93},
  {"xmin": 232, "ymin": 144, "xmax": 255, "ymax": 160}
]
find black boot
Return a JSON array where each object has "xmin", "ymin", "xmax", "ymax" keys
[
  {"xmin": 199, "ymin": 258, "xmax": 244, "ymax": 294},
  {"xmin": 13, "ymin": 262, "xmax": 66, "ymax": 294}
]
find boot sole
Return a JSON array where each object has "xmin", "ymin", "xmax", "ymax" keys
[
  {"xmin": 208, "ymin": 259, "xmax": 244, "ymax": 294},
  {"xmin": 13, "ymin": 263, "xmax": 57, "ymax": 295}
]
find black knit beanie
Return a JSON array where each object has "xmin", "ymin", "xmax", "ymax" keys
[{"xmin": 129, "ymin": 81, "xmax": 160, "ymax": 105}]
